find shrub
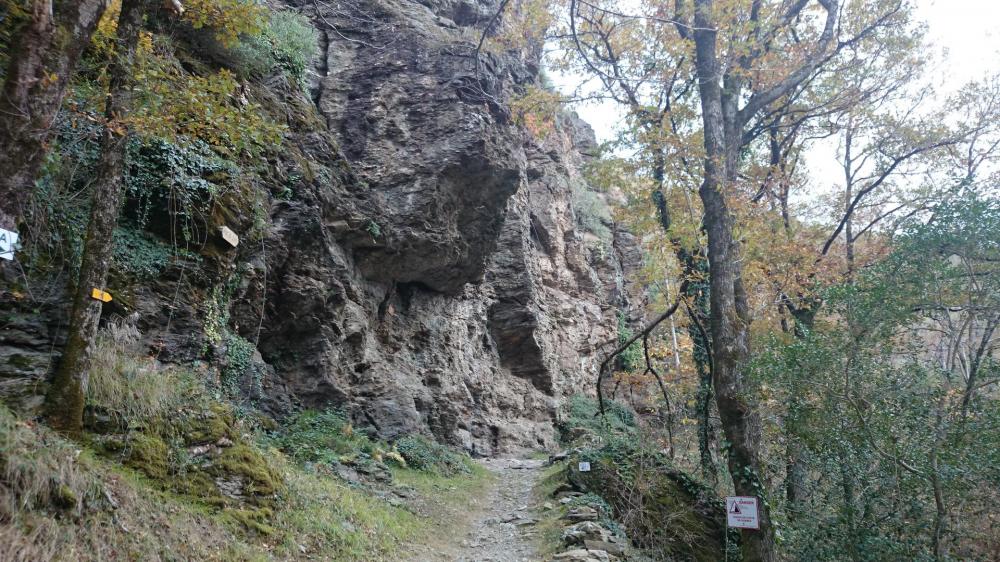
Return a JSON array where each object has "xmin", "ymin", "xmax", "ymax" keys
[
  {"xmin": 125, "ymin": 137, "xmax": 237, "ymax": 239},
  {"xmin": 229, "ymin": 10, "xmax": 317, "ymax": 85},
  {"xmin": 394, "ymin": 435, "xmax": 471, "ymax": 476},
  {"xmin": 559, "ymin": 394, "xmax": 637, "ymax": 442},
  {"xmin": 112, "ymin": 226, "xmax": 180, "ymax": 280},
  {"xmin": 571, "ymin": 182, "xmax": 612, "ymax": 242},
  {"xmin": 221, "ymin": 333, "xmax": 259, "ymax": 397},
  {"xmin": 181, "ymin": 0, "xmax": 267, "ymax": 46},
  {"xmin": 268, "ymin": 409, "xmax": 375, "ymax": 466}
]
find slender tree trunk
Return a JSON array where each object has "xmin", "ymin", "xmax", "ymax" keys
[
  {"xmin": 652, "ymin": 162, "xmax": 718, "ymax": 483},
  {"xmin": 693, "ymin": 1, "xmax": 775, "ymax": 559},
  {"xmin": 678, "ymin": 247, "xmax": 716, "ymax": 485},
  {"xmin": 783, "ymin": 300, "xmax": 818, "ymax": 510},
  {"xmin": 960, "ymin": 317, "xmax": 998, "ymax": 420},
  {"xmin": 771, "ymin": 124, "xmax": 810, "ymax": 512},
  {"xmin": 839, "ymin": 455, "xmax": 861, "ymax": 562},
  {"xmin": 44, "ymin": 0, "xmax": 146, "ymax": 435},
  {"xmin": 0, "ymin": 0, "xmax": 110, "ymax": 231},
  {"xmin": 930, "ymin": 394, "xmax": 950, "ymax": 561},
  {"xmin": 785, "ymin": 438, "xmax": 807, "ymax": 505},
  {"xmin": 842, "ymin": 123, "xmax": 856, "ymax": 276}
]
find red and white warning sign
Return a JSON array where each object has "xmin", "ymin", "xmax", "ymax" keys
[{"xmin": 725, "ymin": 496, "xmax": 759, "ymax": 529}]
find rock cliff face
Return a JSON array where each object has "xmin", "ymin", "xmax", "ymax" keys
[{"xmin": 0, "ymin": 0, "xmax": 642, "ymax": 454}]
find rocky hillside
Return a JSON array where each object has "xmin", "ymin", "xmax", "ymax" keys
[{"xmin": 0, "ymin": 0, "xmax": 642, "ymax": 455}]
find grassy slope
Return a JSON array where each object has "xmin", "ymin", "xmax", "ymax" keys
[
  {"xmin": 531, "ymin": 462, "xmax": 573, "ymax": 560},
  {"xmin": 0, "ymin": 403, "xmax": 490, "ymax": 562}
]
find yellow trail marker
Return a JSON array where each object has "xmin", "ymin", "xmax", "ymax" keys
[{"xmin": 91, "ymin": 288, "xmax": 113, "ymax": 303}]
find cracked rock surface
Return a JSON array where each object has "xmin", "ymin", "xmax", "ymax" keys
[{"xmin": 0, "ymin": 0, "xmax": 644, "ymax": 455}]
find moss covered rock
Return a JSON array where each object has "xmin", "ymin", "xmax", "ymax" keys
[
  {"xmin": 90, "ymin": 401, "xmax": 283, "ymax": 510},
  {"xmin": 122, "ymin": 433, "xmax": 170, "ymax": 480},
  {"xmin": 566, "ymin": 449, "xmax": 732, "ymax": 562},
  {"xmin": 210, "ymin": 443, "xmax": 284, "ymax": 500},
  {"xmin": 179, "ymin": 403, "xmax": 234, "ymax": 445}
]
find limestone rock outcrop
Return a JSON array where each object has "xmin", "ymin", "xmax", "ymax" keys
[{"xmin": 0, "ymin": 0, "xmax": 643, "ymax": 455}]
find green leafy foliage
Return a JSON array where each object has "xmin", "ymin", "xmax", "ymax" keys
[
  {"xmin": 267, "ymin": 410, "xmax": 360, "ymax": 466},
  {"xmin": 90, "ymin": 6, "xmax": 284, "ymax": 156},
  {"xmin": 181, "ymin": 0, "xmax": 266, "ymax": 46},
  {"xmin": 125, "ymin": 137, "xmax": 235, "ymax": 240},
  {"xmin": 616, "ymin": 312, "xmax": 642, "ymax": 373},
  {"xmin": 229, "ymin": 9, "xmax": 317, "ymax": 85},
  {"xmin": 266, "ymin": 410, "xmax": 408, "ymax": 471},
  {"xmin": 558, "ymin": 395, "xmax": 637, "ymax": 442},
  {"xmin": 751, "ymin": 192, "xmax": 1000, "ymax": 560},
  {"xmin": 131, "ymin": 52, "xmax": 283, "ymax": 157},
  {"xmin": 570, "ymin": 182, "xmax": 612, "ymax": 242},
  {"xmin": 221, "ymin": 333, "xmax": 260, "ymax": 397},
  {"xmin": 112, "ymin": 226, "xmax": 195, "ymax": 280},
  {"xmin": 18, "ymin": 120, "xmax": 104, "ymax": 273},
  {"xmin": 393, "ymin": 435, "xmax": 471, "ymax": 476}
]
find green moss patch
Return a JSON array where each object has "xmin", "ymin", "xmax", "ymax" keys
[
  {"xmin": 566, "ymin": 442, "xmax": 733, "ymax": 562},
  {"xmin": 122, "ymin": 433, "xmax": 170, "ymax": 480},
  {"xmin": 178, "ymin": 402, "xmax": 234, "ymax": 445},
  {"xmin": 211, "ymin": 444, "xmax": 284, "ymax": 499}
]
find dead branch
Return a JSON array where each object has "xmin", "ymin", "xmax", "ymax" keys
[{"xmin": 596, "ymin": 280, "xmax": 688, "ymax": 416}]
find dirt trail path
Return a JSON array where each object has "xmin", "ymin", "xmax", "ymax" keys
[{"xmin": 405, "ymin": 458, "xmax": 546, "ymax": 562}]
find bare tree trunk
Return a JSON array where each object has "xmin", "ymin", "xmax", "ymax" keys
[
  {"xmin": 44, "ymin": 0, "xmax": 146, "ymax": 435},
  {"xmin": 0, "ymin": 0, "xmax": 110, "ymax": 231}
]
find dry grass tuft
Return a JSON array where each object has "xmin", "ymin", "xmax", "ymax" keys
[{"xmin": 86, "ymin": 319, "xmax": 197, "ymax": 427}]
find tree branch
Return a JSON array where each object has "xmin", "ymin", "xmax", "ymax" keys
[
  {"xmin": 737, "ymin": 0, "xmax": 840, "ymax": 126},
  {"xmin": 596, "ymin": 280, "xmax": 688, "ymax": 416}
]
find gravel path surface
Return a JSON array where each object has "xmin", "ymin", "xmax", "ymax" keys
[{"xmin": 406, "ymin": 458, "xmax": 546, "ymax": 562}]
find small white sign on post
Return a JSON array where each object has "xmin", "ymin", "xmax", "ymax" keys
[
  {"xmin": 578, "ymin": 461, "xmax": 591, "ymax": 472},
  {"xmin": 0, "ymin": 228, "xmax": 19, "ymax": 261},
  {"xmin": 725, "ymin": 496, "xmax": 760, "ymax": 530}
]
